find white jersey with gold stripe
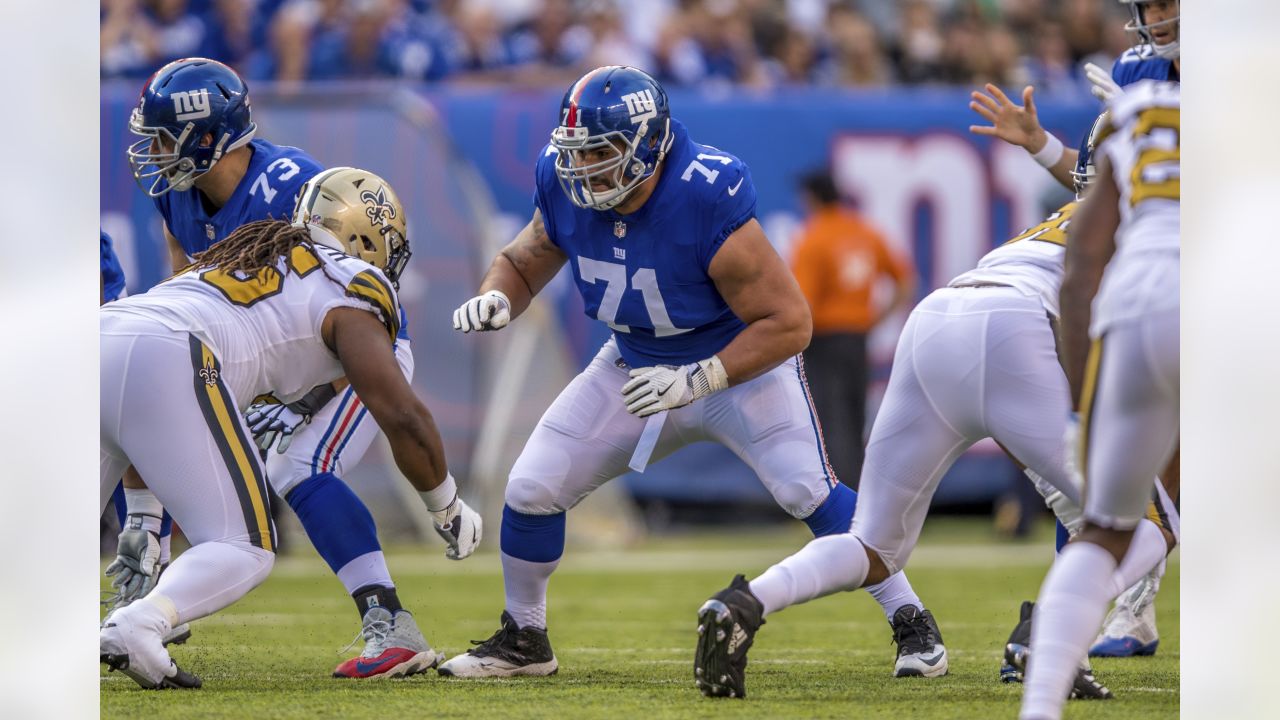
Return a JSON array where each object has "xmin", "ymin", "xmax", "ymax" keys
[
  {"xmin": 1093, "ymin": 80, "xmax": 1180, "ymax": 333},
  {"xmin": 1101, "ymin": 80, "xmax": 1180, "ymax": 258},
  {"xmin": 101, "ymin": 240, "xmax": 400, "ymax": 409},
  {"xmin": 949, "ymin": 201, "xmax": 1076, "ymax": 319}
]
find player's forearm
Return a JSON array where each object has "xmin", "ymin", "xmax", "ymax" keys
[
  {"xmin": 716, "ymin": 307, "xmax": 812, "ymax": 385},
  {"xmin": 382, "ymin": 404, "xmax": 450, "ymax": 492},
  {"xmin": 479, "ymin": 252, "xmax": 537, "ymax": 319}
]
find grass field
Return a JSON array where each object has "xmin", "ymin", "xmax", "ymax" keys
[{"xmin": 101, "ymin": 518, "xmax": 1178, "ymax": 719}]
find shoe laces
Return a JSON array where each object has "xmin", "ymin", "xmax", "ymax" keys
[
  {"xmin": 338, "ymin": 616, "xmax": 393, "ymax": 657},
  {"xmin": 892, "ymin": 612, "xmax": 935, "ymax": 655},
  {"xmin": 468, "ymin": 622, "xmax": 517, "ymax": 658}
]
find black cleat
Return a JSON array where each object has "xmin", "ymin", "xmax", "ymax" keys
[
  {"xmin": 890, "ymin": 606, "xmax": 949, "ymax": 677},
  {"xmin": 1001, "ymin": 603, "xmax": 1114, "ymax": 701},
  {"xmin": 1001, "ymin": 600, "xmax": 1035, "ymax": 683},
  {"xmin": 694, "ymin": 574, "xmax": 764, "ymax": 699},
  {"xmin": 437, "ymin": 611, "xmax": 558, "ymax": 677}
]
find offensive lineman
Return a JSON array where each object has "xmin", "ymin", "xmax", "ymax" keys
[
  {"xmin": 114, "ymin": 59, "xmax": 479, "ymax": 679},
  {"xmin": 690, "ymin": 107, "xmax": 1177, "ymax": 700},
  {"xmin": 440, "ymin": 65, "xmax": 942, "ymax": 679},
  {"xmin": 1020, "ymin": 80, "xmax": 1181, "ymax": 720},
  {"xmin": 100, "ymin": 215, "xmax": 458, "ymax": 688},
  {"xmin": 967, "ymin": 0, "xmax": 1180, "ymax": 658}
]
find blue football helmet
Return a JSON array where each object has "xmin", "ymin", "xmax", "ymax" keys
[
  {"xmin": 127, "ymin": 58, "xmax": 257, "ymax": 197},
  {"xmin": 550, "ymin": 66, "xmax": 674, "ymax": 211},
  {"xmin": 1119, "ymin": 0, "xmax": 1179, "ymax": 60},
  {"xmin": 1071, "ymin": 111, "xmax": 1110, "ymax": 200}
]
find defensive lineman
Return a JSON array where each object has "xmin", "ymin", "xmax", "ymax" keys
[
  {"xmin": 440, "ymin": 65, "xmax": 940, "ymax": 679},
  {"xmin": 100, "ymin": 216, "xmax": 458, "ymax": 688},
  {"xmin": 691, "ymin": 104, "xmax": 1177, "ymax": 699},
  {"xmin": 1020, "ymin": 80, "xmax": 1181, "ymax": 719},
  {"xmin": 115, "ymin": 59, "xmax": 479, "ymax": 678}
]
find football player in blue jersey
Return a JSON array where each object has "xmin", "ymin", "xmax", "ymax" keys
[
  {"xmin": 440, "ymin": 66, "xmax": 942, "ymax": 680},
  {"xmin": 968, "ymin": 0, "xmax": 1180, "ymax": 664},
  {"xmin": 111, "ymin": 58, "xmax": 480, "ymax": 679}
]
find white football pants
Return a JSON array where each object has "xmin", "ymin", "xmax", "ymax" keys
[
  {"xmin": 850, "ymin": 286, "xmax": 1079, "ymax": 575},
  {"xmin": 101, "ymin": 313, "xmax": 274, "ymax": 624},
  {"xmin": 504, "ymin": 338, "xmax": 838, "ymax": 519},
  {"xmin": 1080, "ymin": 305, "xmax": 1180, "ymax": 530}
]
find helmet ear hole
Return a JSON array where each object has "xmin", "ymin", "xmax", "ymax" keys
[{"xmin": 359, "ymin": 235, "xmax": 377, "ymax": 253}]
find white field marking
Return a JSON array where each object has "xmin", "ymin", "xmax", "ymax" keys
[{"xmin": 267, "ymin": 541, "xmax": 1164, "ymax": 578}]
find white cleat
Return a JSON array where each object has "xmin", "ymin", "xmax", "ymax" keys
[
  {"xmin": 100, "ymin": 601, "xmax": 200, "ymax": 689},
  {"xmin": 1090, "ymin": 571, "xmax": 1160, "ymax": 657}
]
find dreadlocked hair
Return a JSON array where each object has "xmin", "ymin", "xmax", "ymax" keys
[{"xmin": 188, "ymin": 219, "xmax": 312, "ymax": 276}]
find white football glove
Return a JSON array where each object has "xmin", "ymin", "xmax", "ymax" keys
[
  {"xmin": 621, "ymin": 356, "xmax": 729, "ymax": 417},
  {"xmin": 104, "ymin": 515, "xmax": 163, "ymax": 605},
  {"xmin": 245, "ymin": 401, "xmax": 308, "ymax": 454},
  {"xmin": 432, "ymin": 498, "xmax": 483, "ymax": 560},
  {"xmin": 1084, "ymin": 62, "xmax": 1122, "ymax": 103},
  {"xmin": 452, "ymin": 290, "xmax": 511, "ymax": 333}
]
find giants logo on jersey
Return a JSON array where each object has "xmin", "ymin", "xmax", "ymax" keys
[{"xmin": 172, "ymin": 90, "xmax": 212, "ymax": 122}]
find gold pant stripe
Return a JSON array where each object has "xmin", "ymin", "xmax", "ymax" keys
[
  {"xmin": 189, "ymin": 336, "xmax": 274, "ymax": 551},
  {"xmin": 1077, "ymin": 336, "xmax": 1105, "ymax": 488}
]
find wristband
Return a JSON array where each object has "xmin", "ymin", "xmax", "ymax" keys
[
  {"xmin": 419, "ymin": 473, "xmax": 458, "ymax": 514},
  {"xmin": 1031, "ymin": 133, "xmax": 1065, "ymax": 168},
  {"xmin": 124, "ymin": 487, "xmax": 164, "ymax": 520}
]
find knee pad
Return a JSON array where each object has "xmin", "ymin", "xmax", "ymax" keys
[
  {"xmin": 505, "ymin": 476, "xmax": 563, "ymax": 515},
  {"xmin": 773, "ymin": 477, "xmax": 832, "ymax": 522}
]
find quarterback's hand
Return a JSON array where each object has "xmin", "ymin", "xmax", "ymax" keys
[
  {"xmin": 1084, "ymin": 62, "xmax": 1122, "ymax": 102},
  {"xmin": 433, "ymin": 498, "xmax": 482, "ymax": 560},
  {"xmin": 452, "ymin": 290, "xmax": 511, "ymax": 333},
  {"xmin": 104, "ymin": 516, "xmax": 162, "ymax": 605},
  {"xmin": 621, "ymin": 357, "xmax": 729, "ymax": 417},
  {"xmin": 245, "ymin": 401, "xmax": 308, "ymax": 454},
  {"xmin": 968, "ymin": 83, "xmax": 1048, "ymax": 153}
]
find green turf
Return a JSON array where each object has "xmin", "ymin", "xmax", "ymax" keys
[{"xmin": 101, "ymin": 519, "xmax": 1178, "ymax": 719}]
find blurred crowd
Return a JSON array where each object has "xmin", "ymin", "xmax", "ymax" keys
[{"xmin": 102, "ymin": 0, "xmax": 1133, "ymax": 93}]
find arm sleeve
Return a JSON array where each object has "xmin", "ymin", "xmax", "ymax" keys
[
  {"xmin": 699, "ymin": 161, "xmax": 758, "ymax": 271},
  {"xmin": 531, "ymin": 146, "xmax": 561, "ymax": 247}
]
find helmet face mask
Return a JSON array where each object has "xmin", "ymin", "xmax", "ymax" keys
[
  {"xmin": 551, "ymin": 66, "xmax": 673, "ymax": 211},
  {"xmin": 292, "ymin": 167, "xmax": 412, "ymax": 287},
  {"xmin": 1121, "ymin": 0, "xmax": 1179, "ymax": 60},
  {"xmin": 127, "ymin": 58, "xmax": 257, "ymax": 197},
  {"xmin": 1072, "ymin": 111, "xmax": 1110, "ymax": 200}
]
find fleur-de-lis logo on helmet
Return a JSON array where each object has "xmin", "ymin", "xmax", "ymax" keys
[{"xmin": 360, "ymin": 187, "xmax": 397, "ymax": 228}]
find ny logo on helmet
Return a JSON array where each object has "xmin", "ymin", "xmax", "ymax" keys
[
  {"xmin": 360, "ymin": 187, "xmax": 397, "ymax": 228},
  {"xmin": 622, "ymin": 89, "xmax": 657, "ymax": 134},
  {"xmin": 172, "ymin": 90, "xmax": 212, "ymax": 122}
]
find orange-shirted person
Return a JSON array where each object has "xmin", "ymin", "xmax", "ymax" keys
[{"xmin": 790, "ymin": 170, "xmax": 916, "ymax": 487}]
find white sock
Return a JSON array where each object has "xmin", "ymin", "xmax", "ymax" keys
[
  {"xmin": 1021, "ymin": 542, "xmax": 1120, "ymax": 720},
  {"xmin": 1110, "ymin": 519, "xmax": 1168, "ymax": 593},
  {"xmin": 502, "ymin": 552, "xmax": 558, "ymax": 629},
  {"xmin": 335, "ymin": 550, "xmax": 395, "ymax": 595},
  {"xmin": 748, "ymin": 533, "xmax": 870, "ymax": 617},
  {"xmin": 149, "ymin": 541, "xmax": 275, "ymax": 625},
  {"xmin": 866, "ymin": 571, "xmax": 924, "ymax": 621}
]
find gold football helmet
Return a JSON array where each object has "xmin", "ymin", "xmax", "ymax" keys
[{"xmin": 293, "ymin": 167, "xmax": 411, "ymax": 286}]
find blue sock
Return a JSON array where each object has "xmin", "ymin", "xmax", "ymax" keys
[
  {"xmin": 803, "ymin": 482, "xmax": 858, "ymax": 537},
  {"xmin": 500, "ymin": 505, "xmax": 566, "ymax": 563},
  {"xmin": 112, "ymin": 481, "xmax": 174, "ymax": 540},
  {"xmin": 1055, "ymin": 519, "xmax": 1070, "ymax": 553},
  {"xmin": 285, "ymin": 472, "xmax": 382, "ymax": 574}
]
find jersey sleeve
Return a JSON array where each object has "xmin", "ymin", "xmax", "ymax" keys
[
  {"xmin": 100, "ymin": 231, "xmax": 126, "ymax": 303},
  {"xmin": 531, "ymin": 144, "xmax": 561, "ymax": 246},
  {"xmin": 698, "ymin": 159, "xmax": 758, "ymax": 271},
  {"xmin": 266, "ymin": 150, "xmax": 325, "ymax": 221},
  {"xmin": 310, "ymin": 250, "xmax": 404, "ymax": 344}
]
